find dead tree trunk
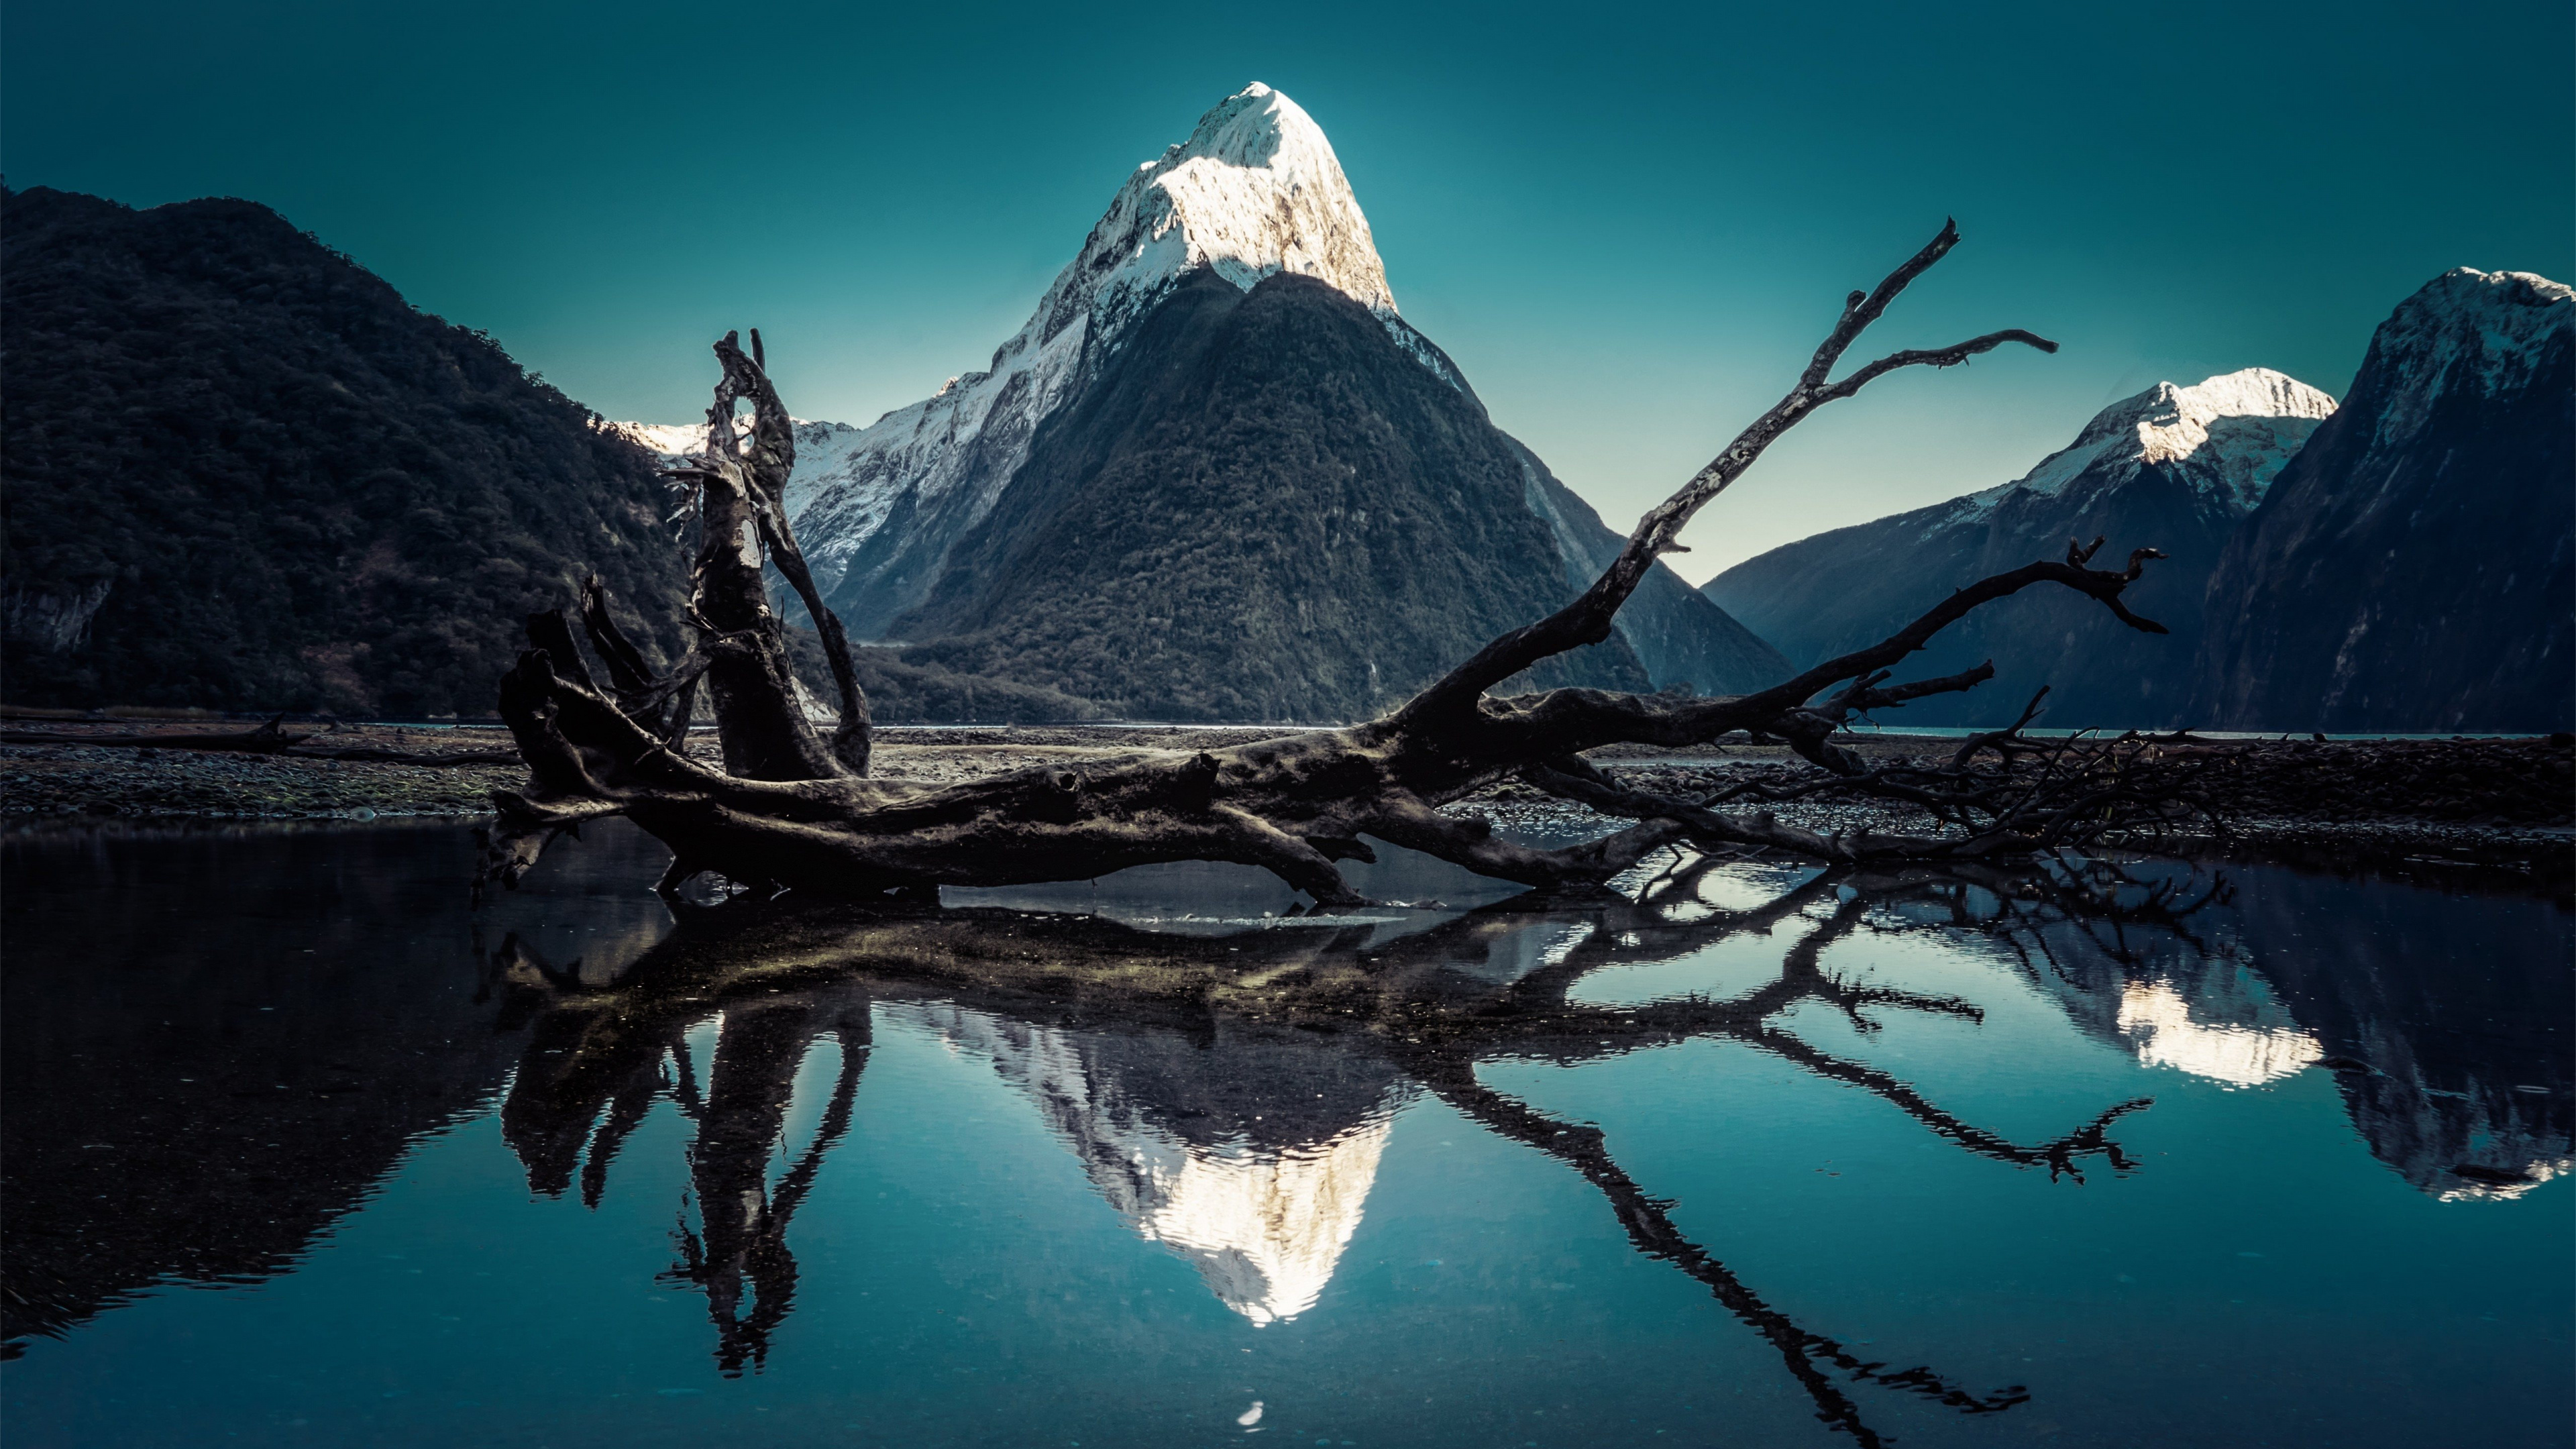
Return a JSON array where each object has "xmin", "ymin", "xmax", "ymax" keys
[
  {"xmin": 482, "ymin": 221, "xmax": 2198, "ymax": 902},
  {"xmin": 662, "ymin": 329, "xmax": 867, "ymax": 782}
]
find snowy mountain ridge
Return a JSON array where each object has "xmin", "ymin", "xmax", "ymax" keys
[
  {"xmin": 610, "ymin": 417, "xmax": 868, "ymax": 519},
  {"xmin": 1930, "ymin": 367, "xmax": 2337, "ymax": 537},
  {"xmin": 2361, "ymin": 267, "xmax": 2571, "ymax": 451}
]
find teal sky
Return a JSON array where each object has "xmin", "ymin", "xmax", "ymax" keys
[{"xmin": 8, "ymin": 0, "xmax": 2568, "ymax": 578}]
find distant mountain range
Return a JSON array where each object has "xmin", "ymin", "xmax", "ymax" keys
[
  {"xmin": 1707, "ymin": 269, "xmax": 2571, "ymax": 732},
  {"xmin": 618, "ymin": 83, "xmax": 1786, "ymax": 720},
  {"xmin": 7, "ymin": 83, "xmax": 2563, "ymax": 731},
  {"xmin": 1705, "ymin": 369, "xmax": 2336, "ymax": 727}
]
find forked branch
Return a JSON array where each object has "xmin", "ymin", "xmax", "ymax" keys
[{"xmin": 1403, "ymin": 219, "xmax": 2059, "ymax": 720}]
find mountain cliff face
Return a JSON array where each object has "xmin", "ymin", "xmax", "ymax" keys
[
  {"xmin": 1703, "ymin": 369, "xmax": 2335, "ymax": 727},
  {"xmin": 890, "ymin": 268, "xmax": 1658, "ymax": 718},
  {"xmin": 2192, "ymin": 268, "xmax": 2573, "ymax": 731},
  {"xmin": 791, "ymin": 83, "xmax": 1401, "ymax": 635},
  {"xmin": 629, "ymin": 83, "xmax": 1779, "ymax": 717},
  {"xmin": 0, "ymin": 186, "xmax": 688, "ymax": 716}
]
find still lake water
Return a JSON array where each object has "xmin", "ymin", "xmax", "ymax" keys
[{"xmin": 2, "ymin": 818, "xmax": 2568, "ymax": 1448}]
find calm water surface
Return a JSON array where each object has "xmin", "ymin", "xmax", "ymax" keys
[{"xmin": 2, "ymin": 819, "xmax": 2568, "ymax": 1448}]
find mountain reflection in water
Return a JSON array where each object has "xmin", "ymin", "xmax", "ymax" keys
[{"xmin": 1, "ymin": 819, "xmax": 2567, "ymax": 1448}]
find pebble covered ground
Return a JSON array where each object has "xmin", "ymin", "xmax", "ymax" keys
[
  {"xmin": 3, "ymin": 721, "xmax": 2567, "ymax": 884},
  {"xmin": 0, "ymin": 741, "xmax": 520, "ymax": 820},
  {"xmin": 0, "ymin": 722, "xmax": 1306, "ymax": 822}
]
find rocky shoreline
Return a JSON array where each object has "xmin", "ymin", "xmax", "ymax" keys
[{"xmin": 5, "ymin": 721, "xmax": 2567, "ymax": 890}]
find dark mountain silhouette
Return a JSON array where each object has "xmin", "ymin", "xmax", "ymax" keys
[
  {"xmin": 2192, "ymin": 268, "xmax": 2573, "ymax": 731},
  {"xmin": 753, "ymin": 84, "xmax": 1786, "ymax": 721},
  {"xmin": 0, "ymin": 185, "xmax": 688, "ymax": 716},
  {"xmin": 1703, "ymin": 370, "xmax": 2334, "ymax": 728},
  {"xmin": 889, "ymin": 268, "xmax": 1782, "ymax": 720}
]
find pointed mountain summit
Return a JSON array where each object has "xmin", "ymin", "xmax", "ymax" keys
[
  {"xmin": 628, "ymin": 83, "xmax": 1781, "ymax": 718},
  {"xmin": 1705, "ymin": 368, "xmax": 2337, "ymax": 727},
  {"xmin": 2192, "ymin": 268, "xmax": 2573, "ymax": 731},
  {"xmin": 1034, "ymin": 80, "xmax": 1395, "ymax": 343},
  {"xmin": 788, "ymin": 83, "xmax": 1409, "ymax": 629}
]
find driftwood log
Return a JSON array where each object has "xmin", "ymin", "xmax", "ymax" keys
[{"xmin": 480, "ymin": 221, "xmax": 2201, "ymax": 902}]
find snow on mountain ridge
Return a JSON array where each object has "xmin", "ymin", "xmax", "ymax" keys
[
  {"xmin": 2364, "ymin": 267, "xmax": 2571, "ymax": 451},
  {"xmin": 1930, "ymin": 367, "xmax": 2337, "ymax": 535},
  {"xmin": 1038, "ymin": 80, "xmax": 1393, "ymax": 347},
  {"xmin": 609, "ymin": 417, "xmax": 869, "ymax": 521}
]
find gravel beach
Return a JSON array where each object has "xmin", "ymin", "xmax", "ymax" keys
[{"xmin": 5, "ymin": 719, "xmax": 2567, "ymax": 885}]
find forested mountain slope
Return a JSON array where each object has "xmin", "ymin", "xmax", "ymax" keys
[
  {"xmin": 1, "ymin": 185, "xmax": 688, "ymax": 716},
  {"xmin": 891, "ymin": 269, "xmax": 1660, "ymax": 720}
]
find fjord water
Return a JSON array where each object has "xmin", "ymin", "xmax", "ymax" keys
[{"xmin": 2, "ymin": 822, "xmax": 2567, "ymax": 1448}]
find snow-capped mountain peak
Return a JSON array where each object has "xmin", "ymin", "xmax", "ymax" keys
[
  {"xmin": 1939, "ymin": 366, "xmax": 2338, "ymax": 531},
  {"xmin": 747, "ymin": 83, "xmax": 1409, "ymax": 608},
  {"xmin": 610, "ymin": 416, "xmax": 856, "ymax": 460},
  {"xmin": 1032, "ymin": 81, "xmax": 1395, "ymax": 348},
  {"xmin": 2110, "ymin": 368, "xmax": 2339, "ymax": 469},
  {"xmin": 608, "ymin": 417, "xmax": 871, "ymax": 521}
]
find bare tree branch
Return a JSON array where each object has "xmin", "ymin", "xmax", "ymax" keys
[{"xmin": 1401, "ymin": 219, "xmax": 2057, "ymax": 720}]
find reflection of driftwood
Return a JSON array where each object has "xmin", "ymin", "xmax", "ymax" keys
[
  {"xmin": 660, "ymin": 989, "xmax": 869, "ymax": 1375},
  {"xmin": 481, "ymin": 223, "xmax": 2210, "ymax": 904},
  {"xmin": 486, "ymin": 854, "xmax": 2179, "ymax": 1436},
  {"xmin": 1422, "ymin": 1065, "xmax": 2025, "ymax": 1447},
  {"xmin": 496, "ymin": 947, "xmax": 871, "ymax": 1376}
]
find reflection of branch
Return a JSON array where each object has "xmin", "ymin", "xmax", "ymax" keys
[
  {"xmin": 1744, "ymin": 1026, "xmax": 2151, "ymax": 1181},
  {"xmin": 771, "ymin": 1030, "xmax": 867, "ymax": 1224},
  {"xmin": 1419, "ymin": 1063, "xmax": 2025, "ymax": 1448},
  {"xmin": 1724, "ymin": 898, "xmax": 1986, "ymax": 1034},
  {"xmin": 580, "ymin": 1062, "xmax": 667, "ymax": 1209},
  {"xmin": 475, "ymin": 847, "xmax": 2229, "ymax": 1402},
  {"xmin": 1471, "ymin": 896, "xmax": 2145, "ymax": 1177}
]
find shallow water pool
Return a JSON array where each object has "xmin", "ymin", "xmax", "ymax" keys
[{"xmin": 3, "ymin": 820, "xmax": 2567, "ymax": 1447}]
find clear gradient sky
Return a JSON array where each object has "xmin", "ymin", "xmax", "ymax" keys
[{"xmin": 8, "ymin": 1, "xmax": 2569, "ymax": 579}]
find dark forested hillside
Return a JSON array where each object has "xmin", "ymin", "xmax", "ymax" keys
[
  {"xmin": 891, "ymin": 268, "xmax": 1654, "ymax": 720},
  {"xmin": 1, "ymin": 186, "xmax": 688, "ymax": 716}
]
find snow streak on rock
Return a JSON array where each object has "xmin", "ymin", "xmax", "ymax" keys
[{"xmin": 2359, "ymin": 267, "xmax": 2573, "ymax": 451}]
